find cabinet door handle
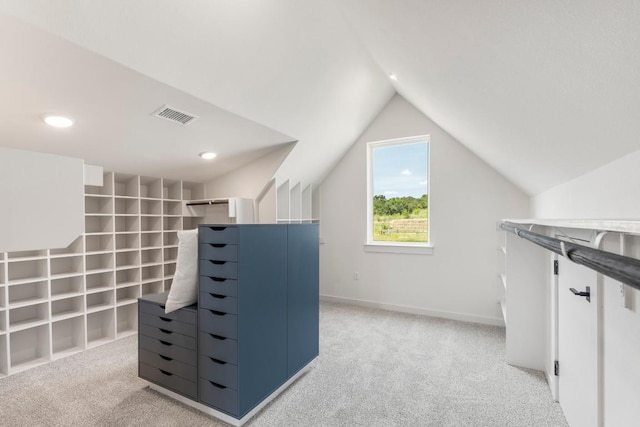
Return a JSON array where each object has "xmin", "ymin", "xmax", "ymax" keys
[
  {"xmin": 159, "ymin": 369, "xmax": 174, "ymax": 376},
  {"xmin": 569, "ymin": 286, "xmax": 591, "ymax": 302}
]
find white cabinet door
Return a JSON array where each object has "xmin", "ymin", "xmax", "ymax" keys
[{"xmin": 558, "ymin": 257, "xmax": 599, "ymax": 427}]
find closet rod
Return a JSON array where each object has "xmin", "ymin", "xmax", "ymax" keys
[
  {"xmin": 186, "ymin": 200, "xmax": 229, "ymax": 206},
  {"xmin": 500, "ymin": 221, "xmax": 640, "ymax": 292}
]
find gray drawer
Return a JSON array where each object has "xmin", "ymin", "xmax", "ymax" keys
[
  {"xmin": 199, "ymin": 378, "xmax": 238, "ymax": 416},
  {"xmin": 199, "ymin": 309, "xmax": 238, "ymax": 339},
  {"xmin": 139, "ymin": 313, "xmax": 196, "ymax": 337},
  {"xmin": 199, "ymin": 332, "xmax": 238, "ymax": 364},
  {"xmin": 199, "ymin": 355, "xmax": 238, "ymax": 390},
  {"xmin": 200, "ymin": 292, "xmax": 238, "ymax": 314},
  {"xmin": 200, "ymin": 276, "xmax": 238, "ymax": 297},
  {"xmin": 199, "ymin": 243, "xmax": 237, "ymax": 261},
  {"xmin": 139, "ymin": 349, "xmax": 197, "ymax": 381},
  {"xmin": 200, "ymin": 226, "xmax": 238, "ymax": 244},
  {"xmin": 199, "ymin": 260, "xmax": 238, "ymax": 279},
  {"xmin": 139, "ymin": 335, "xmax": 196, "ymax": 365},
  {"xmin": 139, "ymin": 362, "xmax": 197, "ymax": 399},
  {"xmin": 140, "ymin": 323, "xmax": 196, "ymax": 349},
  {"xmin": 139, "ymin": 300, "xmax": 196, "ymax": 324}
]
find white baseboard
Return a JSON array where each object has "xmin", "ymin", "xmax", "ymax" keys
[{"xmin": 320, "ymin": 294, "xmax": 505, "ymax": 327}]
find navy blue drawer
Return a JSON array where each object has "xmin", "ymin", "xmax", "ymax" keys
[
  {"xmin": 140, "ymin": 324, "xmax": 196, "ymax": 349},
  {"xmin": 139, "ymin": 362, "xmax": 197, "ymax": 399},
  {"xmin": 200, "ymin": 276, "xmax": 238, "ymax": 297},
  {"xmin": 139, "ymin": 349, "xmax": 197, "ymax": 381},
  {"xmin": 199, "ymin": 378, "xmax": 238, "ymax": 416},
  {"xmin": 139, "ymin": 300, "xmax": 196, "ymax": 324},
  {"xmin": 199, "ymin": 332, "xmax": 238, "ymax": 364},
  {"xmin": 200, "ymin": 226, "xmax": 238, "ymax": 244},
  {"xmin": 200, "ymin": 292, "xmax": 238, "ymax": 314},
  {"xmin": 139, "ymin": 335, "xmax": 196, "ymax": 365},
  {"xmin": 199, "ymin": 243, "xmax": 237, "ymax": 261},
  {"xmin": 139, "ymin": 313, "xmax": 196, "ymax": 337},
  {"xmin": 199, "ymin": 260, "xmax": 238, "ymax": 279},
  {"xmin": 199, "ymin": 355, "xmax": 238, "ymax": 390},
  {"xmin": 199, "ymin": 309, "xmax": 238, "ymax": 339}
]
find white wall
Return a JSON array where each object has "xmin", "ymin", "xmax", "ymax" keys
[
  {"xmin": 532, "ymin": 149, "xmax": 640, "ymax": 218},
  {"xmin": 533, "ymin": 150, "xmax": 640, "ymax": 426},
  {"xmin": 319, "ymin": 94, "xmax": 529, "ymax": 325}
]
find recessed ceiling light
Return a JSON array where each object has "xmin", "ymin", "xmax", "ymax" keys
[
  {"xmin": 199, "ymin": 152, "xmax": 217, "ymax": 160},
  {"xmin": 389, "ymin": 73, "xmax": 398, "ymax": 81},
  {"xmin": 44, "ymin": 115, "xmax": 74, "ymax": 128}
]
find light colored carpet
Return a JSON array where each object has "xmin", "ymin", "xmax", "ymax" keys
[{"xmin": 0, "ymin": 302, "xmax": 568, "ymax": 426}]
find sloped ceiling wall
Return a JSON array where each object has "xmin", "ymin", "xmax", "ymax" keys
[{"xmin": 1, "ymin": 1, "xmax": 638, "ymax": 195}]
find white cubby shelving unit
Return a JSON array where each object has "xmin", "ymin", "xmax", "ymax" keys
[{"xmin": 0, "ymin": 171, "xmax": 205, "ymax": 377}]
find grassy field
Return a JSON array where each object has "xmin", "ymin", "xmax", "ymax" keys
[{"xmin": 373, "ymin": 209, "xmax": 428, "ymax": 242}]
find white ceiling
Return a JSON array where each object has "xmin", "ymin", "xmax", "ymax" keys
[{"xmin": 1, "ymin": 1, "xmax": 639, "ymax": 194}]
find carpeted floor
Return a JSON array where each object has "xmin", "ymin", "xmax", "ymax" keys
[{"xmin": 0, "ymin": 302, "xmax": 568, "ymax": 426}]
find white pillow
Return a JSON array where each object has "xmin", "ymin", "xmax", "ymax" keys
[{"xmin": 165, "ymin": 229, "xmax": 199, "ymax": 313}]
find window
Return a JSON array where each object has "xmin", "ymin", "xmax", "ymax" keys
[{"xmin": 367, "ymin": 136, "xmax": 429, "ymax": 247}]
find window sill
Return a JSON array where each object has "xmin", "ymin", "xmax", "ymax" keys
[{"xmin": 363, "ymin": 243, "xmax": 434, "ymax": 255}]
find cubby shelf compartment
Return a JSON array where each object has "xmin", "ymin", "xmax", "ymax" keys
[
  {"xmin": 115, "ymin": 267, "xmax": 140, "ymax": 288},
  {"xmin": 163, "ymin": 200, "xmax": 182, "ymax": 216},
  {"xmin": 115, "ymin": 216, "xmax": 139, "ymax": 233},
  {"xmin": 51, "ymin": 316, "xmax": 85, "ymax": 360},
  {"xmin": 163, "ymin": 231, "xmax": 179, "ymax": 247},
  {"xmin": 115, "ymin": 250, "xmax": 140, "ymax": 270},
  {"xmin": 85, "ymin": 234, "xmax": 114, "ymax": 253},
  {"xmin": 9, "ymin": 303, "xmax": 49, "ymax": 332},
  {"xmin": 50, "ymin": 255, "xmax": 84, "ymax": 278},
  {"xmin": 114, "ymin": 173, "xmax": 139, "ymax": 198},
  {"xmin": 163, "ymin": 263, "xmax": 176, "ymax": 278},
  {"xmin": 141, "ymin": 249, "xmax": 162, "ymax": 266},
  {"xmin": 85, "ymin": 171, "xmax": 113, "ymax": 196},
  {"xmin": 115, "ymin": 233, "xmax": 138, "ymax": 251},
  {"xmin": 51, "ymin": 276, "xmax": 84, "ymax": 300},
  {"xmin": 50, "ymin": 237, "xmax": 84, "ymax": 257},
  {"xmin": 116, "ymin": 285, "xmax": 140, "ymax": 306},
  {"xmin": 85, "ymin": 195, "xmax": 113, "ymax": 215},
  {"xmin": 8, "ymin": 281, "xmax": 48, "ymax": 308},
  {"xmin": 87, "ymin": 309, "xmax": 115, "ymax": 348},
  {"xmin": 85, "ymin": 215, "xmax": 114, "ymax": 234},
  {"xmin": 141, "ymin": 232, "xmax": 162, "ymax": 249},
  {"xmin": 141, "ymin": 281, "xmax": 164, "ymax": 296},
  {"xmin": 51, "ymin": 296, "xmax": 84, "ymax": 321},
  {"xmin": 7, "ymin": 259, "xmax": 48, "ymax": 285},
  {"xmin": 163, "ymin": 247, "xmax": 178, "ymax": 263},
  {"xmin": 7, "ymin": 250, "xmax": 48, "ymax": 261},
  {"xmin": 163, "ymin": 216, "xmax": 182, "ymax": 231},
  {"xmin": 86, "ymin": 290, "xmax": 114, "ymax": 313},
  {"xmin": 163, "ymin": 179, "xmax": 182, "ymax": 201},
  {"xmin": 139, "ymin": 176, "xmax": 162, "ymax": 199},
  {"xmin": 114, "ymin": 197, "xmax": 139, "ymax": 216},
  {"xmin": 10, "ymin": 325, "xmax": 50, "ymax": 373},
  {"xmin": 0, "ymin": 336, "xmax": 7, "ymax": 376},
  {"xmin": 141, "ymin": 199, "xmax": 162, "ymax": 215},
  {"xmin": 86, "ymin": 271, "xmax": 114, "ymax": 293},
  {"xmin": 0, "ymin": 263, "xmax": 5, "ymax": 285},
  {"xmin": 141, "ymin": 216, "xmax": 162, "ymax": 232},
  {"xmin": 116, "ymin": 304, "xmax": 137, "ymax": 338},
  {"xmin": 86, "ymin": 253, "xmax": 114, "ymax": 273},
  {"xmin": 141, "ymin": 265, "xmax": 162, "ymax": 284}
]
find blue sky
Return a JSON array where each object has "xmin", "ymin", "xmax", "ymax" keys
[{"xmin": 372, "ymin": 141, "xmax": 428, "ymax": 198}]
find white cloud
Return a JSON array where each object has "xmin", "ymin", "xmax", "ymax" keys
[
  {"xmin": 400, "ymin": 169, "xmax": 412, "ymax": 176},
  {"xmin": 384, "ymin": 190, "xmax": 398, "ymax": 195},
  {"xmin": 419, "ymin": 179, "xmax": 428, "ymax": 186}
]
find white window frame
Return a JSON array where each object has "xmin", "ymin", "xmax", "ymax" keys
[{"xmin": 365, "ymin": 135, "xmax": 433, "ymax": 255}]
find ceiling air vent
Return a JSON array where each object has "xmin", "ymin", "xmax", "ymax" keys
[{"xmin": 152, "ymin": 105, "xmax": 198, "ymax": 125}]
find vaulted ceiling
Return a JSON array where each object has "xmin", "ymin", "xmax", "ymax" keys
[{"xmin": 1, "ymin": 1, "xmax": 638, "ymax": 194}]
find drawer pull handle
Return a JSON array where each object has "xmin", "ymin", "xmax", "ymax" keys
[
  {"xmin": 209, "ymin": 333, "xmax": 226, "ymax": 341},
  {"xmin": 159, "ymin": 369, "xmax": 174, "ymax": 377},
  {"xmin": 211, "ymin": 227, "xmax": 227, "ymax": 231},
  {"xmin": 209, "ymin": 310, "xmax": 226, "ymax": 316},
  {"xmin": 211, "ymin": 244, "xmax": 227, "ymax": 248},
  {"xmin": 159, "ymin": 328, "xmax": 173, "ymax": 334},
  {"xmin": 210, "ymin": 294, "xmax": 226, "ymax": 299},
  {"xmin": 159, "ymin": 340, "xmax": 173, "ymax": 346},
  {"xmin": 211, "ymin": 261, "xmax": 226, "ymax": 265},
  {"xmin": 209, "ymin": 357, "xmax": 227, "ymax": 365},
  {"xmin": 211, "ymin": 278, "xmax": 227, "ymax": 282},
  {"xmin": 209, "ymin": 381, "xmax": 227, "ymax": 389},
  {"xmin": 159, "ymin": 355, "xmax": 173, "ymax": 361},
  {"xmin": 159, "ymin": 317, "xmax": 172, "ymax": 323}
]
